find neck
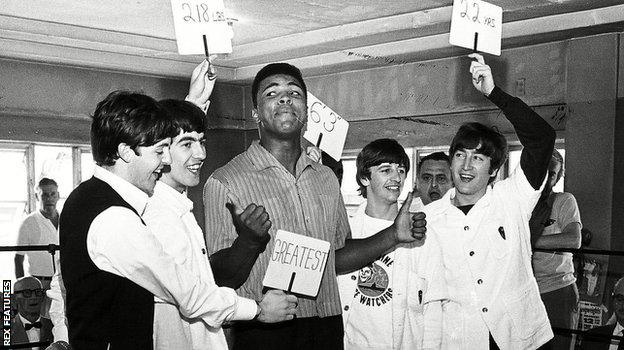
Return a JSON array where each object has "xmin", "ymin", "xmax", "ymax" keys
[
  {"xmin": 259, "ymin": 135, "xmax": 301, "ymax": 175},
  {"xmin": 20, "ymin": 311, "xmax": 39, "ymax": 323},
  {"xmin": 40, "ymin": 208, "xmax": 57, "ymax": 218},
  {"xmin": 160, "ymin": 177, "xmax": 185, "ymax": 193},
  {"xmin": 364, "ymin": 200, "xmax": 398, "ymax": 221},
  {"xmin": 453, "ymin": 189, "xmax": 486, "ymax": 207}
]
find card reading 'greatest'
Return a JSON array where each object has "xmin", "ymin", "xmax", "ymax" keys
[{"xmin": 263, "ymin": 230, "xmax": 331, "ymax": 297}]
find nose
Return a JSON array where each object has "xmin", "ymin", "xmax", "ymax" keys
[
  {"xmin": 431, "ymin": 178, "xmax": 439, "ymax": 188},
  {"xmin": 278, "ymin": 93, "xmax": 292, "ymax": 105},
  {"xmin": 462, "ymin": 156, "xmax": 473, "ymax": 170},
  {"xmin": 193, "ymin": 143, "xmax": 206, "ymax": 161},
  {"xmin": 161, "ymin": 147, "xmax": 172, "ymax": 165}
]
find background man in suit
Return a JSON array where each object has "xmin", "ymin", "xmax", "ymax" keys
[
  {"xmin": 581, "ymin": 276, "xmax": 624, "ymax": 349},
  {"xmin": 11, "ymin": 276, "xmax": 54, "ymax": 349}
]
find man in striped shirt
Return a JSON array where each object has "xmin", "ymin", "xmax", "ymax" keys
[{"xmin": 204, "ymin": 63, "xmax": 426, "ymax": 350}]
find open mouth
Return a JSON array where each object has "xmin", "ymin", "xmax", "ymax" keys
[
  {"xmin": 459, "ymin": 173, "xmax": 474, "ymax": 183},
  {"xmin": 186, "ymin": 163, "xmax": 202, "ymax": 174}
]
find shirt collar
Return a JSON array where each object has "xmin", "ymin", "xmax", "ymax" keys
[
  {"xmin": 615, "ymin": 321, "xmax": 624, "ymax": 335},
  {"xmin": 438, "ymin": 184, "xmax": 493, "ymax": 212},
  {"xmin": 152, "ymin": 181, "xmax": 193, "ymax": 216},
  {"xmin": 94, "ymin": 166, "xmax": 149, "ymax": 216},
  {"xmin": 18, "ymin": 314, "xmax": 41, "ymax": 327},
  {"xmin": 246, "ymin": 140, "xmax": 320, "ymax": 175}
]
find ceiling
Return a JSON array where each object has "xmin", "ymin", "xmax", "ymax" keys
[{"xmin": 2, "ymin": 0, "xmax": 624, "ymax": 83}]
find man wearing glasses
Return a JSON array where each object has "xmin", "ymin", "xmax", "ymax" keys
[
  {"xmin": 11, "ymin": 276, "xmax": 54, "ymax": 348},
  {"xmin": 581, "ymin": 277, "xmax": 624, "ymax": 349}
]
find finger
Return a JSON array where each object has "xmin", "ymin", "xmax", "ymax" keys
[
  {"xmin": 260, "ymin": 220, "xmax": 272, "ymax": 233},
  {"xmin": 412, "ymin": 212, "xmax": 426, "ymax": 220},
  {"xmin": 267, "ymin": 289, "xmax": 284, "ymax": 296},
  {"xmin": 468, "ymin": 53, "xmax": 485, "ymax": 65},
  {"xmin": 398, "ymin": 191, "xmax": 414, "ymax": 215},
  {"xmin": 192, "ymin": 60, "xmax": 210, "ymax": 80},
  {"xmin": 207, "ymin": 54, "xmax": 218, "ymax": 64},
  {"xmin": 413, "ymin": 220, "xmax": 426, "ymax": 230},
  {"xmin": 240, "ymin": 203, "xmax": 258, "ymax": 220},
  {"xmin": 258, "ymin": 211, "xmax": 269, "ymax": 224},
  {"xmin": 247, "ymin": 205, "xmax": 266, "ymax": 221},
  {"xmin": 285, "ymin": 294, "xmax": 298, "ymax": 303}
]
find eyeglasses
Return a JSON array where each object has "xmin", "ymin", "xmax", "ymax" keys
[
  {"xmin": 15, "ymin": 289, "xmax": 45, "ymax": 298},
  {"xmin": 613, "ymin": 294, "xmax": 624, "ymax": 303}
]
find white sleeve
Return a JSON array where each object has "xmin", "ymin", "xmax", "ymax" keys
[
  {"xmin": 86, "ymin": 206, "xmax": 258, "ymax": 327},
  {"xmin": 421, "ymin": 233, "xmax": 445, "ymax": 349},
  {"xmin": 47, "ymin": 254, "xmax": 68, "ymax": 342}
]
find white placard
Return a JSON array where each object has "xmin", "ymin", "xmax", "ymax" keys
[
  {"xmin": 263, "ymin": 230, "xmax": 331, "ymax": 297},
  {"xmin": 170, "ymin": 0, "xmax": 232, "ymax": 55},
  {"xmin": 449, "ymin": 0, "xmax": 503, "ymax": 56},
  {"xmin": 303, "ymin": 92, "xmax": 349, "ymax": 162}
]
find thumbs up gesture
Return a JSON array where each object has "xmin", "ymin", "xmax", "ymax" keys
[
  {"xmin": 226, "ymin": 202, "xmax": 272, "ymax": 242},
  {"xmin": 393, "ymin": 192, "xmax": 427, "ymax": 245}
]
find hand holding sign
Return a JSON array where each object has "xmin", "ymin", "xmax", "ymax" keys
[
  {"xmin": 449, "ymin": 0, "xmax": 502, "ymax": 56},
  {"xmin": 303, "ymin": 93, "xmax": 349, "ymax": 162},
  {"xmin": 185, "ymin": 57, "xmax": 217, "ymax": 113},
  {"xmin": 393, "ymin": 192, "xmax": 427, "ymax": 245},
  {"xmin": 257, "ymin": 289, "xmax": 298, "ymax": 323},
  {"xmin": 468, "ymin": 53, "xmax": 495, "ymax": 96},
  {"xmin": 226, "ymin": 202, "xmax": 271, "ymax": 244}
]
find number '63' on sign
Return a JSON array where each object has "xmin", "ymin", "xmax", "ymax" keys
[{"xmin": 303, "ymin": 92, "xmax": 349, "ymax": 162}]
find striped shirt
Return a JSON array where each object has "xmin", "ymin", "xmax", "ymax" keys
[{"xmin": 203, "ymin": 140, "xmax": 350, "ymax": 318}]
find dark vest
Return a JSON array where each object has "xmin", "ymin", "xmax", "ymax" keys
[{"xmin": 60, "ymin": 177, "xmax": 154, "ymax": 349}]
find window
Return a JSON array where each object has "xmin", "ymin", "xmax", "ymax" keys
[{"xmin": 0, "ymin": 142, "xmax": 91, "ymax": 283}]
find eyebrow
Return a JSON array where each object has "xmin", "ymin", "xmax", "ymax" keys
[
  {"xmin": 175, "ymin": 135, "xmax": 200, "ymax": 143},
  {"xmin": 261, "ymin": 81, "xmax": 303, "ymax": 93}
]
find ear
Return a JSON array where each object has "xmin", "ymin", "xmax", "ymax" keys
[
  {"xmin": 117, "ymin": 143, "xmax": 134, "ymax": 163},
  {"xmin": 489, "ymin": 167, "xmax": 499, "ymax": 179},
  {"xmin": 251, "ymin": 109, "xmax": 260, "ymax": 125},
  {"xmin": 360, "ymin": 176, "xmax": 370, "ymax": 187}
]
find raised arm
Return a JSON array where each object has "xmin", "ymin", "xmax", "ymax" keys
[{"xmin": 469, "ymin": 53, "xmax": 556, "ymax": 189}]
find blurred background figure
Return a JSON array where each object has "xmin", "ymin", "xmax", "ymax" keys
[
  {"xmin": 14, "ymin": 178, "xmax": 59, "ymax": 288},
  {"xmin": 530, "ymin": 149, "xmax": 582, "ymax": 350},
  {"xmin": 11, "ymin": 276, "xmax": 54, "ymax": 349},
  {"xmin": 580, "ymin": 276, "xmax": 624, "ymax": 349},
  {"xmin": 415, "ymin": 152, "xmax": 452, "ymax": 205}
]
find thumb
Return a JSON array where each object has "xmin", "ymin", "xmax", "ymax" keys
[
  {"xmin": 225, "ymin": 202, "xmax": 243, "ymax": 219},
  {"xmin": 399, "ymin": 191, "xmax": 414, "ymax": 215}
]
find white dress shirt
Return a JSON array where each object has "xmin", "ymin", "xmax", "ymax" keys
[
  {"xmin": 46, "ymin": 255, "xmax": 68, "ymax": 342},
  {"xmin": 144, "ymin": 181, "xmax": 239, "ymax": 349},
  {"xmin": 338, "ymin": 202, "xmax": 445, "ymax": 350},
  {"xmin": 18, "ymin": 314, "xmax": 41, "ymax": 348},
  {"xmin": 16, "ymin": 210, "xmax": 57, "ymax": 276},
  {"xmin": 84, "ymin": 167, "xmax": 257, "ymax": 326},
  {"xmin": 425, "ymin": 167, "xmax": 553, "ymax": 350}
]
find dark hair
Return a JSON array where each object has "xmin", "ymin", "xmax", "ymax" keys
[
  {"xmin": 38, "ymin": 178, "xmax": 58, "ymax": 188},
  {"xmin": 91, "ymin": 91, "xmax": 178, "ymax": 166},
  {"xmin": 449, "ymin": 122, "xmax": 507, "ymax": 177},
  {"xmin": 356, "ymin": 139, "xmax": 410, "ymax": 198},
  {"xmin": 251, "ymin": 63, "xmax": 307, "ymax": 108},
  {"xmin": 159, "ymin": 99, "xmax": 206, "ymax": 134},
  {"xmin": 418, "ymin": 152, "xmax": 450, "ymax": 173}
]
